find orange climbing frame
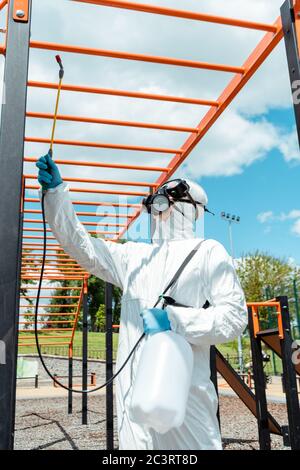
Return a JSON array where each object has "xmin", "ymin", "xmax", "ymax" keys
[{"xmin": 0, "ymin": 1, "xmax": 287, "ymax": 351}]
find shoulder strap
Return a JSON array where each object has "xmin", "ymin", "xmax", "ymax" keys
[{"xmin": 153, "ymin": 239, "xmax": 205, "ymax": 308}]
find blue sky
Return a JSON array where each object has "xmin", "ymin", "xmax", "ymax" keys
[{"xmin": 203, "ymin": 107, "xmax": 300, "ymax": 264}]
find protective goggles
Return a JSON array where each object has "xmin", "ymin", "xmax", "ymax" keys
[{"xmin": 142, "ymin": 179, "xmax": 212, "ymax": 215}]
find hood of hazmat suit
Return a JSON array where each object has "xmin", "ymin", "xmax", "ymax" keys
[
  {"xmin": 150, "ymin": 179, "xmax": 208, "ymax": 243},
  {"xmin": 42, "ymin": 180, "xmax": 248, "ymax": 450}
]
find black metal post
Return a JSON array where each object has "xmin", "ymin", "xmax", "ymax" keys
[
  {"xmin": 281, "ymin": 0, "xmax": 300, "ymax": 148},
  {"xmin": 248, "ymin": 306, "xmax": 271, "ymax": 450},
  {"xmin": 68, "ymin": 345, "xmax": 73, "ymax": 414},
  {"xmin": 277, "ymin": 296, "xmax": 300, "ymax": 449},
  {"xmin": 149, "ymin": 186, "xmax": 154, "ymax": 243},
  {"xmin": 82, "ymin": 278, "xmax": 89, "ymax": 425},
  {"xmin": 0, "ymin": 0, "xmax": 32, "ymax": 450},
  {"xmin": 210, "ymin": 346, "xmax": 220, "ymax": 428},
  {"xmin": 105, "ymin": 282, "xmax": 114, "ymax": 450}
]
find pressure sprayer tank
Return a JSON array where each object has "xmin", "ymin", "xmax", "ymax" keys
[{"xmin": 129, "ymin": 330, "xmax": 194, "ymax": 434}]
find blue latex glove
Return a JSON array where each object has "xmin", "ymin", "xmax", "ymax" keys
[
  {"xmin": 140, "ymin": 308, "xmax": 171, "ymax": 335},
  {"xmin": 36, "ymin": 151, "xmax": 63, "ymax": 190}
]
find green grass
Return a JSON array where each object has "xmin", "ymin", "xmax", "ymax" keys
[
  {"xmin": 19, "ymin": 331, "xmax": 119, "ymax": 360},
  {"xmin": 18, "ymin": 332, "xmax": 283, "ymax": 374}
]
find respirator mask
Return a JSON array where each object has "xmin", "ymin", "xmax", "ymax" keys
[{"xmin": 142, "ymin": 179, "xmax": 213, "ymax": 218}]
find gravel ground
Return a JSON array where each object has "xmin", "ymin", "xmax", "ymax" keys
[
  {"xmin": 17, "ymin": 355, "xmax": 109, "ymax": 388},
  {"xmin": 219, "ymin": 395, "xmax": 289, "ymax": 450},
  {"xmin": 14, "ymin": 395, "xmax": 290, "ymax": 450},
  {"xmin": 15, "ymin": 393, "xmax": 117, "ymax": 450}
]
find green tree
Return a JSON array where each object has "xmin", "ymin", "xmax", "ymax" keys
[
  {"xmin": 236, "ymin": 251, "xmax": 299, "ymax": 328},
  {"xmin": 46, "ymin": 279, "xmax": 82, "ymax": 328},
  {"xmin": 95, "ymin": 304, "xmax": 106, "ymax": 332},
  {"xmin": 20, "ymin": 248, "xmax": 38, "ymax": 327},
  {"xmin": 87, "ymin": 276, "xmax": 122, "ymax": 331},
  {"xmin": 237, "ymin": 251, "xmax": 292, "ymax": 301},
  {"xmin": 46, "ymin": 251, "xmax": 123, "ymax": 331}
]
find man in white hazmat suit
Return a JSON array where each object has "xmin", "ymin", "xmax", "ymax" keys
[{"xmin": 36, "ymin": 152, "xmax": 248, "ymax": 450}]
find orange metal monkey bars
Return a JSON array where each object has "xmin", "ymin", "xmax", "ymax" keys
[
  {"xmin": 26, "ymin": 112, "xmax": 197, "ymax": 134},
  {"xmin": 13, "ymin": 1, "xmax": 285, "ymax": 353},
  {"xmin": 72, "ymin": 0, "xmax": 278, "ymax": 33},
  {"xmin": 27, "ymin": 80, "xmax": 217, "ymax": 106},
  {"xmin": 30, "ymin": 40, "xmax": 245, "ymax": 74},
  {"xmin": 0, "ymin": 0, "xmax": 7, "ymax": 12}
]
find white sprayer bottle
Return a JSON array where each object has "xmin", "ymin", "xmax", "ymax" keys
[{"xmin": 129, "ymin": 330, "xmax": 193, "ymax": 434}]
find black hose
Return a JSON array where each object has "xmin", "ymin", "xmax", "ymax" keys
[{"xmin": 33, "ymin": 192, "xmax": 145, "ymax": 394}]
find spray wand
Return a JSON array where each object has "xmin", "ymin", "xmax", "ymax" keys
[{"xmin": 36, "ymin": 56, "xmax": 144, "ymax": 394}]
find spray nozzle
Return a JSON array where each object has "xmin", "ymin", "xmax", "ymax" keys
[{"xmin": 55, "ymin": 55, "xmax": 64, "ymax": 79}]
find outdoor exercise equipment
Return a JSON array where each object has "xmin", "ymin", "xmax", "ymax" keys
[{"xmin": 0, "ymin": 0, "xmax": 299, "ymax": 451}]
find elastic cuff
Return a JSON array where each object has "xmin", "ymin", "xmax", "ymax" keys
[
  {"xmin": 39, "ymin": 182, "xmax": 68, "ymax": 199},
  {"xmin": 46, "ymin": 182, "xmax": 67, "ymax": 193},
  {"xmin": 165, "ymin": 305, "xmax": 179, "ymax": 333}
]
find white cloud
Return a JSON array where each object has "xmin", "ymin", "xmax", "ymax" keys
[
  {"xmin": 280, "ymin": 210, "xmax": 300, "ymax": 220},
  {"xmin": 257, "ymin": 208, "xmax": 300, "ymax": 239},
  {"xmin": 291, "ymin": 219, "xmax": 300, "ymax": 237},
  {"xmin": 279, "ymin": 130, "xmax": 300, "ymax": 163},
  {"xmin": 179, "ymin": 110, "xmax": 281, "ymax": 178},
  {"xmin": 257, "ymin": 211, "xmax": 274, "ymax": 223},
  {"xmin": 0, "ymin": 0, "xmax": 298, "ymax": 205},
  {"xmin": 258, "ymin": 209, "xmax": 300, "ymax": 223}
]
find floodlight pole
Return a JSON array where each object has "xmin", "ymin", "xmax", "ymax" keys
[{"xmin": 221, "ymin": 212, "xmax": 244, "ymax": 373}]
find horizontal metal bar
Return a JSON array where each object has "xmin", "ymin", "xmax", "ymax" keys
[
  {"xmin": 19, "ymin": 286, "xmax": 80, "ymax": 289},
  {"xmin": 23, "ymin": 227, "xmax": 119, "ymax": 234},
  {"xmin": 24, "ymin": 156, "xmax": 170, "ymax": 173},
  {"xmin": 19, "ymin": 329, "xmax": 74, "ymax": 332},
  {"xmin": 23, "ymin": 208, "xmax": 134, "ymax": 218},
  {"xmin": 28, "ymin": 80, "xmax": 218, "ymax": 106},
  {"xmin": 22, "ymin": 254, "xmax": 75, "ymax": 258},
  {"xmin": 22, "ymin": 243, "xmax": 63, "ymax": 248},
  {"xmin": 21, "ymin": 276, "xmax": 85, "ymax": 280},
  {"xmin": 24, "ymin": 197, "xmax": 142, "ymax": 207},
  {"xmin": 19, "ymin": 321, "xmax": 75, "ymax": 324},
  {"xmin": 22, "ymin": 270, "xmax": 83, "ymax": 274},
  {"xmin": 20, "ymin": 304, "xmax": 79, "ymax": 308},
  {"xmin": 20, "ymin": 313, "xmax": 77, "ymax": 316},
  {"xmin": 24, "ymin": 174, "xmax": 157, "ymax": 187},
  {"xmin": 22, "ymin": 235, "xmax": 61, "ymax": 240},
  {"xmin": 22, "ymin": 265, "xmax": 86, "ymax": 275},
  {"xmin": 247, "ymin": 302, "xmax": 280, "ymax": 307},
  {"xmin": 20, "ymin": 295, "xmax": 80, "ymax": 298},
  {"xmin": 19, "ymin": 335, "xmax": 72, "ymax": 339},
  {"xmin": 25, "ymin": 136, "xmax": 181, "ymax": 154},
  {"xmin": 18, "ymin": 342, "xmax": 71, "ymax": 346},
  {"xmin": 22, "ymin": 257, "xmax": 82, "ymax": 269},
  {"xmin": 26, "ymin": 111, "xmax": 196, "ymax": 133},
  {"xmin": 22, "ymin": 265, "xmax": 82, "ymax": 269},
  {"xmin": 73, "ymin": 0, "xmax": 278, "ymax": 32},
  {"xmin": 30, "ymin": 40, "xmax": 244, "ymax": 73},
  {"xmin": 18, "ymin": 341, "xmax": 70, "ymax": 348},
  {"xmin": 24, "ymin": 219, "xmax": 126, "ymax": 228},
  {"xmin": 23, "ymin": 218, "xmax": 127, "ymax": 226},
  {"xmin": 25, "ymin": 184, "xmax": 148, "ymax": 196}
]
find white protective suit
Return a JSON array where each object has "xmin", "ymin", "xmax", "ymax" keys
[{"xmin": 43, "ymin": 179, "xmax": 248, "ymax": 450}]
